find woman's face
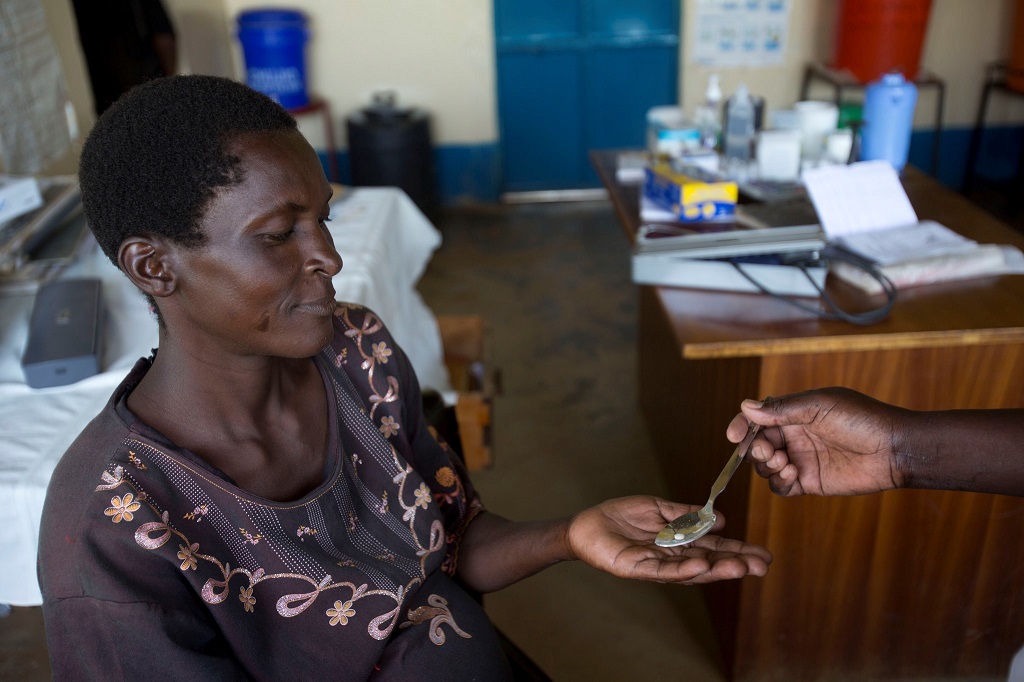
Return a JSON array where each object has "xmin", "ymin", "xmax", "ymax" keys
[{"xmin": 167, "ymin": 129, "xmax": 342, "ymax": 360}]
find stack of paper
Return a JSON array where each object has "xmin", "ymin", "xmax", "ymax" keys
[{"xmin": 802, "ymin": 161, "xmax": 1024, "ymax": 292}]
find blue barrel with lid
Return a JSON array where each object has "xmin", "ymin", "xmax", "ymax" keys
[{"xmin": 236, "ymin": 9, "xmax": 310, "ymax": 110}]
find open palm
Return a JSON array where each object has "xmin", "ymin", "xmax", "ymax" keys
[{"xmin": 566, "ymin": 495, "xmax": 772, "ymax": 585}]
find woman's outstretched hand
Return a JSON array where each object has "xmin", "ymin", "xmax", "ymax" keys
[{"xmin": 565, "ymin": 495, "xmax": 772, "ymax": 585}]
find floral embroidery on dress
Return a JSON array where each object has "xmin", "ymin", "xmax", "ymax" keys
[
  {"xmin": 114, "ymin": 462, "xmax": 447, "ymax": 643},
  {"xmin": 239, "ymin": 527, "xmax": 263, "ymax": 545},
  {"xmin": 336, "ymin": 306, "xmax": 398, "ymax": 419},
  {"xmin": 433, "ymin": 470, "xmax": 465, "ymax": 506},
  {"xmin": 434, "ymin": 467, "xmax": 455, "ymax": 488},
  {"xmin": 413, "ymin": 483, "xmax": 431, "ymax": 510},
  {"xmin": 92, "ymin": 305, "xmax": 484, "ymax": 653},
  {"xmin": 399, "ymin": 594, "xmax": 471, "ymax": 646},
  {"xmin": 327, "ymin": 599, "xmax": 356, "ymax": 626},
  {"xmin": 239, "ymin": 585, "xmax": 256, "ymax": 613},
  {"xmin": 367, "ymin": 376, "xmax": 400, "ymax": 420},
  {"xmin": 96, "ymin": 466, "xmax": 124, "ymax": 491},
  {"xmin": 104, "ymin": 493, "xmax": 141, "ymax": 523},
  {"xmin": 371, "ymin": 341, "xmax": 392, "ymax": 364},
  {"xmin": 379, "ymin": 415, "xmax": 400, "ymax": 437},
  {"xmin": 183, "ymin": 503, "xmax": 208, "ymax": 522},
  {"xmin": 178, "ymin": 542, "xmax": 199, "ymax": 570}
]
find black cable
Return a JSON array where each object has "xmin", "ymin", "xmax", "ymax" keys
[{"xmin": 728, "ymin": 245, "xmax": 897, "ymax": 325}]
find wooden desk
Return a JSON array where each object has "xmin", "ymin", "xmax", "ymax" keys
[{"xmin": 591, "ymin": 150, "xmax": 1024, "ymax": 681}]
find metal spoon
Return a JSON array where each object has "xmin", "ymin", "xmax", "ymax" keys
[{"xmin": 655, "ymin": 421, "xmax": 762, "ymax": 547}]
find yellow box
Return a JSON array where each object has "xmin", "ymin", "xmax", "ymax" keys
[{"xmin": 643, "ymin": 162, "xmax": 737, "ymax": 222}]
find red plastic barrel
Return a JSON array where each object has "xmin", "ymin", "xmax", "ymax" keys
[{"xmin": 831, "ymin": 0, "xmax": 933, "ymax": 83}]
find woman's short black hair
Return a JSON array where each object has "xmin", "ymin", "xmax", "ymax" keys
[{"xmin": 79, "ymin": 74, "xmax": 298, "ymax": 264}]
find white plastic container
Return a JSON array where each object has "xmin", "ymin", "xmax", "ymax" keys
[
  {"xmin": 794, "ymin": 100, "xmax": 839, "ymax": 162},
  {"xmin": 756, "ymin": 129, "xmax": 802, "ymax": 180},
  {"xmin": 646, "ymin": 106, "xmax": 699, "ymax": 158}
]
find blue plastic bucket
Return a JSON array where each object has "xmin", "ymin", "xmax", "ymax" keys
[{"xmin": 237, "ymin": 9, "xmax": 310, "ymax": 110}]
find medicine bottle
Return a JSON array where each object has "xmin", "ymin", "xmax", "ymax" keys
[
  {"xmin": 695, "ymin": 74, "xmax": 722, "ymax": 151},
  {"xmin": 724, "ymin": 83, "xmax": 755, "ymax": 162}
]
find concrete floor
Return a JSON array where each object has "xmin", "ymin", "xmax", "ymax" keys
[
  {"xmin": 2, "ymin": 196, "xmax": 1018, "ymax": 681},
  {"xmin": 416, "ymin": 200, "xmax": 730, "ymax": 681}
]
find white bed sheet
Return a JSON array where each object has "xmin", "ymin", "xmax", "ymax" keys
[{"xmin": 0, "ymin": 186, "xmax": 450, "ymax": 606}]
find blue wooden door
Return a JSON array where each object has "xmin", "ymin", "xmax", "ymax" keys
[{"xmin": 495, "ymin": 0, "xmax": 679, "ymax": 192}]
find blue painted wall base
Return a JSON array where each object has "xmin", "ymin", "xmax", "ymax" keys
[
  {"xmin": 908, "ymin": 124, "xmax": 1023, "ymax": 190},
  {"xmin": 320, "ymin": 142, "xmax": 502, "ymax": 207}
]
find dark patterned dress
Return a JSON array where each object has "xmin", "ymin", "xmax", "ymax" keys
[{"xmin": 38, "ymin": 303, "xmax": 513, "ymax": 680}]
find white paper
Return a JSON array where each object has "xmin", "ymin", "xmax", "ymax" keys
[
  {"xmin": 802, "ymin": 160, "xmax": 919, "ymax": 238},
  {"xmin": 832, "ymin": 244, "xmax": 1024, "ymax": 294},
  {"xmin": 837, "ymin": 220, "xmax": 977, "ymax": 266},
  {"xmin": 640, "ymin": 194, "xmax": 680, "ymax": 222}
]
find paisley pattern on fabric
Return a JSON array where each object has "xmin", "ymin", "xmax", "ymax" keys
[{"xmin": 91, "ymin": 303, "xmax": 481, "ymax": 648}]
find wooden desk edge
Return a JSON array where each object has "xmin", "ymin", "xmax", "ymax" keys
[
  {"xmin": 589, "ymin": 149, "xmax": 642, "ymax": 243},
  {"xmin": 678, "ymin": 325, "xmax": 1024, "ymax": 359}
]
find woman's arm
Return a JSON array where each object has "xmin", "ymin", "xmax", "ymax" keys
[{"xmin": 454, "ymin": 496, "xmax": 773, "ymax": 593}]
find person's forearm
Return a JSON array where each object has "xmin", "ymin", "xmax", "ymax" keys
[
  {"xmin": 455, "ymin": 512, "xmax": 575, "ymax": 593},
  {"xmin": 897, "ymin": 409, "xmax": 1024, "ymax": 496}
]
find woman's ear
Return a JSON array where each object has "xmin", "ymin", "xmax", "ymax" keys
[{"xmin": 118, "ymin": 236, "xmax": 176, "ymax": 298}]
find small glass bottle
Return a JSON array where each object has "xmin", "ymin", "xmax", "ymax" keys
[
  {"xmin": 724, "ymin": 83, "xmax": 755, "ymax": 162},
  {"xmin": 695, "ymin": 74, "xmax": 722, "ymax": 151}
]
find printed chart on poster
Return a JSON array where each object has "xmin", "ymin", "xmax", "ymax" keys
[{"xmin": 691, "ymin": 0, "xmax": 790, "ymax": 67}]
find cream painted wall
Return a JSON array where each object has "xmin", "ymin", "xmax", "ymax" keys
[
  {"xmin": 207, "ymin": 0, "xmax": 497, "ymax": 150},
  {"xmin": 33, "ymin": 0, "xmax": 1024, "ymax": 175},
  {"xmin": 34, "ymin": 0, "xmax": 94, "ymax": 175},
  {"xmin": 166, "ymin": 0, "xmax": 234, "ymax": 79},
  {"xmin": 195, "ymin": 0, "xmax": 1022, "ymax": 151},
  {"xmin": 920, "ymin": 0, "xmax": 1024, "ymax": 124},
  {"xmin": 36, "ymin": 0, "xmax": 498, "ymax": 160},
  {"xmin": 681, "ymin": 0, "xmax": 832, "ymax": 126},
  {"xmin": 680, "ymin": 0, "xmax": 1024, "ymax": 130}
]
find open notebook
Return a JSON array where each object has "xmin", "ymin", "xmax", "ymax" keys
[{"xmin": 802, "ymin": 160, "xmax": 1024, "ymax": 291}]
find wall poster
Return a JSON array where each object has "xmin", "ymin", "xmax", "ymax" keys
[{"xmin": 691, "ymin": 0, "xmax": 791, "ymax": 67}]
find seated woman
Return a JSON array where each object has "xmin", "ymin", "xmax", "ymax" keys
[{"xmin": 37, "ymin": 75, "xmax": 772, "ymax": 680}]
